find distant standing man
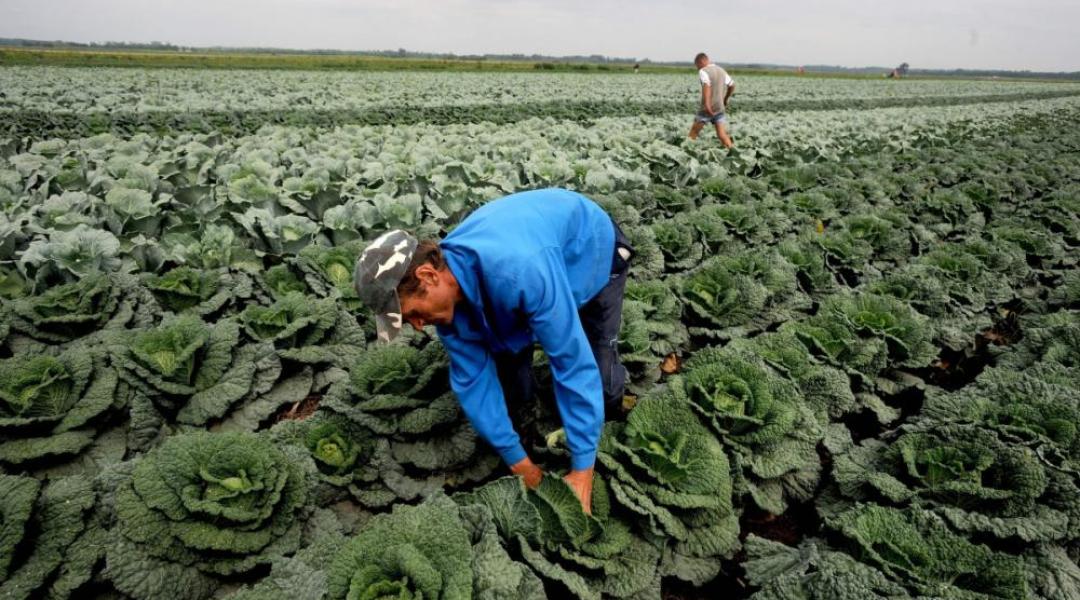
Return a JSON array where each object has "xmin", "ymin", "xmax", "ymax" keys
[{"xmin": 689, "ymin": 52, "xmax": 735, "ymax": 148}]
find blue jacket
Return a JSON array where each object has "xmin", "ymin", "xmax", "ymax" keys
[{"xmin": 436, "ymin": 188, "xmax": 615, "ymax": 470}]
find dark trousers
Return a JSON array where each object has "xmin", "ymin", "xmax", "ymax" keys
[{"xmin": 494, "ymin": 220, "xmax": 633, "ymax": 418}]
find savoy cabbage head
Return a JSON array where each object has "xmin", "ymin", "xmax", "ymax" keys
[
  {"xmin": 270, "ymin": 410, "xmax": 386, "ymax": 507},
  {"xmin": 786, "ymin": 292, "xmax": 937, "ymax": 382},
  {"xmin": 596, "ymin": 395, "xmax": 738, "ymax": 584},
  {"xmin": 691, "ymin": 200, "xmax": 785, "ymax": 246},
  {"xmin": 680, "ymin": 249, "xmax": 801, "ymax": 339},
  {"xmin": 457, "ymin": 475, "xmax": 661, "ymax": 600},
  {"xmin": 143, "ymin": 266, "xmax": 253, "ymax": 316},
  {"xmin": 106, "ymin": 431, "xmax": 310, "ymax": 600},
  {"xmin": 296, "ymin": 240, "xmax": 367, "ymax": 310},
  {"xmin": 826, "ymin": 504, "xmax": 1028, "ymax": 599},
  {"xmin": 909, "ymin": 188, "xmax": 986, "ymax": 240},
  {"xmin": 998, "ymin": 310, "xmax": 1079, "ymax": 371},
  {"xmin": 921, "ymin": 364, "xmax": 1080, "ymax": 467},
  {"xmin": 776, "ymin": 236, "xmax": 839, "ymax": 296},
  {"xmin": 240, "ymin": 292, "xmax": 365, "ymax": 366},
  {"xmin": 0, "ymin": 264, "xmax": 28, "ymax": 300},
  {"xmin": 618, "ymin": 279, "xmax": 688, "ymax": 389},
  {"xmin": 322, "ymin": 342, "xmax": 499, "ymax": 505},
  {"xmin": 328, "ymin": 493, "xmax": 545, "ymax": 600},
  {"xmin": 651, "ymin": 215, "xmax": 705, "ymax": 272},
  {"xmin": 6, "ymin": 271, "xmax": 144, "ymax": 346},
  {"xmin": 256, "ymin": 263, "xmax": 311, "ymax": 303},
  {"xmin": 675, "ymin": 346, "xmax": 824, "ymax": 514},
  {"xmin": 831, "ymin": 421, "xmax": 1073, "ymax": 544},
  {"xmin": 725, "ymin": 330, "xmax": 857, "ymax": 421},
  {"xmin": 111, "ymin": 313, "xmax": 283, "ymax": 427},
  {"xmin": 17, "ymin": 225, "xmax": 123, "ymax": 287},
  {"xmin": 0, "ymin": 345, "xmax": 125, "ymax": 475},
  {"xmin": 232, "ymin": 207, "xmax": 321, "ymax": 257},
  {"xmin": 743, "ymin": 534, "xmax": 906, "ymax": 600},
  {"xmin": 990, "ymin": 218, "xmax": 1061, "ymax": 263},
  {"xmin": 103, "ymin": 185, "xmax": 170, "ymax": 239},
  {"xmin": 918, "ymin": 364, "xmax": 1080, "ymax": 551},
  {"xmin": 160, "ymin": 223, "xmax": 260, "ymax": 272}
]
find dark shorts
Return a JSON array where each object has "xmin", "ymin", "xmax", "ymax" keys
[{"xmin": 494, "ymin": 219, "xmax": 634, "ymax": 419}]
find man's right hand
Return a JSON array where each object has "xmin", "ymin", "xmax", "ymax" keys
[{"xmin": 509, "ymin": 456, "xmax": 543, "ymax": 489}]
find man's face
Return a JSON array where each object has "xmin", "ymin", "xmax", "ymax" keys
[
  {"xmin": 398, "ymin": 264, "xmax": 457, "ymax": 330},
  {"xmin": 695, "ymin": 56, "xmax": 708, "ymax": 69}
]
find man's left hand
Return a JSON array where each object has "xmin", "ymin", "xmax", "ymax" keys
[{"xmin": 564, "ymin": 467, "xmax": 594, "ymax": 515}]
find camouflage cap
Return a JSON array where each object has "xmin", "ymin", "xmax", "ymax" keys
[{"xmin": 353, "ymin": 229, "xmax": 418, "ymax": 343}]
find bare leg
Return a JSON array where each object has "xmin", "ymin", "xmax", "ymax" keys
[
  {"xmin": 688, "ymin": 121, "xmax": 705, "ymax": 139},
  {"xmin": 714, "ymin": 123, "xmax": 734, "ymax": 148}
]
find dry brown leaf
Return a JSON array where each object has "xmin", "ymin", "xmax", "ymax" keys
[{"xmin": 660, "ymin": 353, "xmax": 681, "ymax": 374}]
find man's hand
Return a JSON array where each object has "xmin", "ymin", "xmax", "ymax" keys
[
  {"xmin": 509, "ymin": 456, "xmax": 543, "ymax": 489},
  {"xmin": 564, "ymin": 467, "xmax": 594, "ymax": 515}
]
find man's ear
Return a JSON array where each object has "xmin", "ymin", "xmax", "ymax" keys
[{"xmin": 416, "ymin": 263, "xmax": 440, "ymax": 287}]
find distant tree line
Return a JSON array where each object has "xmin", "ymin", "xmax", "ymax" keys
[{"xmin": 1, "ymin": 38, "xmax": 1077, "ymax": 80}]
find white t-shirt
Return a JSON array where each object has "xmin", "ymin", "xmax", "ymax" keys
[{"xmin": 698, "ymin": 65, "xmax": 734, "ymax": 87}]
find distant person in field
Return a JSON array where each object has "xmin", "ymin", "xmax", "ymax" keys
[
  {"xmin": 689, "ymin": 52, "xmax": 735, "ymax": 148},
  {"xmin": 353, "ymin": 189, "xmax": 634, "ymax": 516}
]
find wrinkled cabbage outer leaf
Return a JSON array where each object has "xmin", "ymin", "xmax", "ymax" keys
[
  {"xmin": 326, "ymin": 494, "xmax": 473, "ymax": 600},
  {"xmin": 1049, "ymin": 270, "xmax": 1080, "ymax": 310},
  {"xmin": 1023, "ymin": 545, "xmax": 1080, "ymax": 600},
  {"xmin": 743, "ymin": 535, "xmax": 908, "ymax": 599},
  {"xmin": 0, "ymin": 344, "xmax": 121, "ymax": 470},
  {"xmin": 107, "ymin": 431, "xmax": 309, "ymax": 600},
  {"xmin": 0, "ymin": 473, "xmax": 96, "ymax": 599},
  {"xmin": 826, "ymin": 504, "xmax": 1028, "ymax": 599},
  {"xmin": 597, "ymin": 394, "xmax": 740, "ymax": 568},
  {"xmin": 111, "ymin": 313, "xmax": 281, "ymax": 425}
]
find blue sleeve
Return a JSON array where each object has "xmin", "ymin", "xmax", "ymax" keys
[
  {"xmin": 517, "ymin": 249, "xmax": 604, "ymax": 471},
  {"xmin": 436, "ymin": 327, "xmax": 527, "ymax": 467}
]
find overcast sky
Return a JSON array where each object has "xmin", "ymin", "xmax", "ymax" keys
[{"xmin": 2, "ymin": 0, "xmax": 1078, "ymax": 72}]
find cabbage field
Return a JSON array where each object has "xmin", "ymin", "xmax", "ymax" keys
[{"xmin": 1, "ymin": 68, "xmax": 1080, "ymax": 600}]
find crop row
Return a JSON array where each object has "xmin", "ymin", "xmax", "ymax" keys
[{"xmin": 1, "ymin": 89, "xmax": 1078, "ymax": 599}]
